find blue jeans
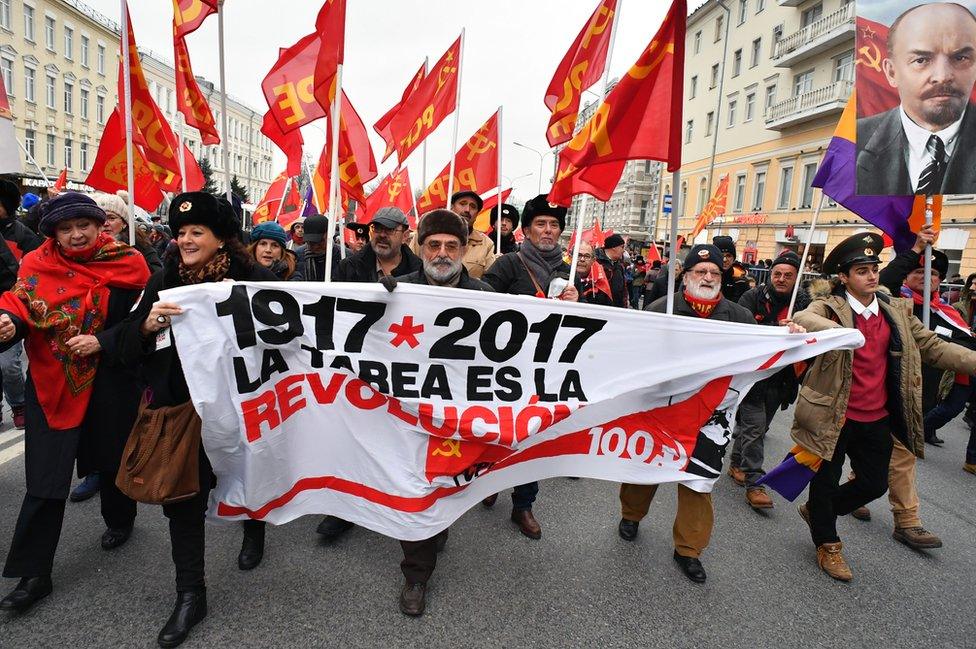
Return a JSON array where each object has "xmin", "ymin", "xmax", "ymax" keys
[
  {"xmin": 511, "ymin": 482, "xmax": 538, "ymax": 511},
  {"xmin": 924, "ymin": 381, "xmax": 976, "ymax": 464},
  {"xmin": 0, "ymin": 341, "xmax": 25, "ymax": 409}
]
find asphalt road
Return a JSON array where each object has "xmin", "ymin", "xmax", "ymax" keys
[{"xmin": 1, "ymin": 404, "xmax": 974, "ymax": 649}]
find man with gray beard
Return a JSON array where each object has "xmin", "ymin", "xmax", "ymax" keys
[{"xmin": 376, "ymin": 209, "xmax": 491, "ymax": 617}]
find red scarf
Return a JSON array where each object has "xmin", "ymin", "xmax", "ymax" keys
[
  {"xmin": 901, "ymin": 286, "xmax": 972, "ymax": 336},
  {"xmin": 0, "ymin": 234, "xmax": 150, "ymax": 429},
  {"xmin": 684, "ymin": 292, "xmax": 720, "ymax": 318}
]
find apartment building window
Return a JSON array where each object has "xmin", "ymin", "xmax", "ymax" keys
[
  {"xmin": 63, "ymin": 138, "xmax": 72, "ymax": 169},
  {"xmin": 44, "ymin": 15, "xmax": 54, "ymax": 50},
  {"xmin": 694, "ymin": 30, "xmax": 701, "ymax": 54},
  {"xmin": 732, "ymin": 49, "xmax": 742, "ymax": 77},
  {"xmin": 750, "ymin": 38, "xmax": 761, "ymax": 67},
  {"xmin": 801, "ymin": 3, "xmax": 823, "ymax": 28},
  {"xmin": 685, "ymin": 119, "xmax": 694, "ymax": 143},
  {"xmin": 715, "ymin": 15, "xmax": 724, "ymax": 42},
  {"xmin": 777, "ymin": 166, "xmax": 793, "ymax": 209},
  {"xmin": 97, "ymin": 44, "xmax": 105, "ymax": 75},
  {"xmin": 23, "ymin": 64, "xmax": 34, "ymax": 102},
  {"xmin": 680, "ymin": 182, "xmax": 688, "ymax": 217},
  {"xmin": 752, "ymin": 170, "xmax": 766, "ymax": 210},
  {"xmin": 727, "ymin": 99, "xmax": 737, "ymax": 127},
  {"xmin": 23, "ymin": 4, "xmax": 34, "ymax": 41},
  {"xmin": 0, "ymin": 0, "xmax": 9, "ymax": 30},
  {"xmin": 793, "ymin": 70, "xmax": 814, "ymax": 96},
  {"xmin": 765, "ymin": 84, "xmax": 777, "ymax": 113},
  {"xmin": 734, "ymin": 174, "xmax": 747, "ymax": 212},
  {"xmin": 0, "ymin": 57, "xmax": 11, "ymax": 95},
  {"xmin": 800, "ymin": 162, "xmax": 818, "ymax": 208},
  {"xmin": 63, "ymin": 80, "xmax": 72, "ymax": 114},
  {"xmin": 645, "ymin": 160, "xmax": 653, "ymax": 174},
  {"xmin": 738, "ymin": 0, "xmax": 747, "ymax": 24},
  {"xmin": 772, "ymin": 24, "xmax": 783, "ymax": 53},
  {"xmin": 96, "ymin": 93, "xmax": 105, "ymax": 124},
  {"xmin": 46, "ymin": 133, "xmax": 55, "ymax": 166},
  {"xmin": 79, "ymin": 141, "xmax": 88, "ymax": 171},
  {"xmin": 698, "ymin": 178, "xmax": 709, "ymax": 213},
  {"xmin": 745, "ymin": 92, "xmax": 756, "ymax": 121},
  {"xmin": 80, "ymin": 35, "xmax": 89, "ymax": 67},
  {"xmin": 690, "ymin": 75, "xmax": 697, "ymax": 99},
  {"xmin": 834, "ymin": 51, "xmax": 854, "ymax": 83},
  {"xmin": 706, "ymin": 111, "xmax": 714, "ymax": 136},
  {"xmin": 710, "ymin": 63, "xmax": 719, "ymax": 88},
  {"xmin": 24, "ymin": 129, "xmax": 34, "ymax": 159},
  {"xmin": 80, "ymin": 87, "xmax": 88, "ymax": 118},
  {"xmin": 756, "ymin": 0, "xmax": 765, "ymax": 13},
  {"xmin": 45, "ymin": 72, "xmax": 55, "ymax": 109},
  {"xmin": 64, "ymin": 26, "xmax": 73, "ymax": 60},
  {"xmin": 639, "ymin": 199, "xmax": 649, "ymax": 225}
]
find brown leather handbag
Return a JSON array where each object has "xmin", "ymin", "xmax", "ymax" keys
[{"xmin": 116, "ymin": 398, "xmax": 202, "ymax": 505}]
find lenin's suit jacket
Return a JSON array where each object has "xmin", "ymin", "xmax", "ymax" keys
[{"xmin": 855, "ymin": 103, "xmax": 976, "ymax": 195}]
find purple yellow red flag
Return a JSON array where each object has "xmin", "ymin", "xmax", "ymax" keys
[
  {"xmin": 374, "ymin": 61, "xmax": 427, "ymax": 163},
  {"xmin": 416, "ymin": 111, "xmax": 499, "ymax": 213},
  {"xmin": 689, "ymin": 174, "xmax": 729, "ymax": 241},
  {"xmin": 755, "ymin": 445, "xmax": 823, "ymax": 501}
]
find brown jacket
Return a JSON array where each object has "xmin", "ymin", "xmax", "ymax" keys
[
  {"xmin": 409, "ymin": 228, "xmax": 497, "ymax": 279},
  {"xmin": 792, "ymin": 292, "xmax": 976, "ymax": 461}
]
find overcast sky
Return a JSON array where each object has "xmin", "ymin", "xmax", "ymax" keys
[
  {"xmin": 859, "ymin": 0, "xmax": 976, "ymax": 24},
  {"xmin": 83, "ymin": 0, "xmax": 691, "ymax": 203}
]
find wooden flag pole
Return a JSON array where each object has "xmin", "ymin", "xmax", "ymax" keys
[
  {"xmin": 120, "ymin": 0, "xmax": 136, "ymax": 246},
  {"xmin": 496, "ymin": 105, "xmax": 503, "ymax": 252},
  {"xmin": 788, "ymin": 191, "xmax": 825, "ymax": 319},
  {"xmin": 446, "ymin": 29, "xmax": 465, "ymax": 201},
  {"xmin": 324, "ymin": 63, "xmax": 344, "ymax": 281}
]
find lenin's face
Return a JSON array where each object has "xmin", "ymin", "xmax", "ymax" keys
[{"xmin": 884, "ymin": 4, "xmax": 976, "ymax": 131}]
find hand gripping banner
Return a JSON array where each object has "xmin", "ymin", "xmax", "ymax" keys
[{"xmin": 165, "ymin": 283, "xmax": 862, "ymax": 541}]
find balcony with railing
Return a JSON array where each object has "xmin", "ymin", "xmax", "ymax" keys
[
  {"xmin": 773, "ymin": 3, "xmax": 855, "ymax": 67},
  {"xmin": 764, "ymin": 78, "xmax": 851, "ymax": 130}
]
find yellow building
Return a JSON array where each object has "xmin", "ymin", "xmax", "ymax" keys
[{"xmin": 653, "ymin": 0, "xmax": 976, "ymax": 277}]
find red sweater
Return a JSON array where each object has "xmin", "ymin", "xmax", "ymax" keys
[{"xmin": 846, "ymin": 311, "xmax": 890, "ymax": 422}]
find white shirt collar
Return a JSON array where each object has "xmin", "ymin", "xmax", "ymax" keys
[
  {"xmin": 900, "ymin": 105, "xmax": 964, "ymax": 191},
  {"xmin": 847, "ymin": 292, "xmax": 879, "ymax": 318}
]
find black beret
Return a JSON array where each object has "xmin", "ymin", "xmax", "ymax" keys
[
  {"xmin": 521, "ymin": 194, "xmax": 567, "ymax": 231},
  {"xmin": 168, "ymin": 192, "xmax": 240, "ymax": 241},
  {"xmin": 823, "ymin": 232, "xmax": 884, "ymax": 274},
  {"xmin": 417, "ymin": 209, "xmax": 468, "ymax": 245},
  {"xmin": 683, "ymin": 244, "xmax": 724, "ymax": 271},
  {"xmin": 771, "ymin": 250, "xmax": 801, "ymax": 271},
  {"xmin": 604, "ymin": 233, "xmax": 625, "ymax": 249}
]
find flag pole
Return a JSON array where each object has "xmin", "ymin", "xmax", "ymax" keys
[
  {"xmin": 408, "ymin": 169, "xmax": 419, "ymax": 221},
  {"xmin": 788, "ymin": 191, "xmax": 825, "ymax": 318},
  {"xmin": 446, "ymin": 29, "xmax": 465, "ymax": 200},
  {"xmin": 17, "ymin": 142, "xmax": 52, "ymax": 186},
  {"xmin": 567, "ymin": 200, "xmax": 587, "ymax": 284},
  {"xmin": 922, "ymin": 195, "xmax": 935, "ymax": 328},
  {"xmin": 600, "ymin": 0, "xmax": 621, "ymax": 99},
  {"xmin": 666, "ymin": 170, "xmax": 681, "ymax": 315},
  {"xmin": 324, "ymin": 63, "xmax": 343, "ymax": 282},
  {"xmin": 273, "ymin": 177, "xmax": 290, "ymax": 223},
  {"xmin": 496, "ymin": 105, "xmax": 503, "ymax": 252},
  {"xmin": 120, "ymin": 0, "xmax": 135, "ymax": 246},
  {"xmin": 178, "ymin": 114, "xmax": 187, "ymax": 193},
  {"xmin": 421, "ymin": 56, "xmax": 429, "ymax": 189},
  {"xmin": 217, "ymin": 0, "xmax": 232, "ymax": 203}
]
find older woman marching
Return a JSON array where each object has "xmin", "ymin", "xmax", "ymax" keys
[
  {"xmin": 0, "ymin": 192, "xmax": 151, "ymax": 612},
  {"xmin": 116, "ymin": 192, "xmax": 274, "ymax": 648}
]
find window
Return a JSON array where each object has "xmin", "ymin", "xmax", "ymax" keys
[
  {"xmin": 63, "ymin": 26, "xmax": 73, "ymax": 60},
  {"xmin": 639, "ymin": 200, "xmax": 649, "ymax": 225},
  {"xmin": 690, "ymin": 75, "xmax": 698, "ymax": 99},
  {"xmin": 80, "ymin": 87, "xmax": 88, "ymax": 119},
  {"xmin": 801, "ymin": 3, "xmax": 823, "ymax": 28},
  {"xmin": 765, "ymin": 84, "xmax": 777, "ymax": 113},
  {"xmin": 0, "ymin": 57, "xmax": 11, "ymax": 95},
  {"xmin": 772, "ymin": 24, "xmax": 783, "ymax": 49},
  {"xmin": 727, "ymin": 100, "xmax": 737, "ymax": 127},
  {"xmin": 45, "ymin": 133, "xmax": 55, "ymax": 166},
  {"xmin": 738, "ymin": 0, "xmax": 747, "ymax": 25},
  {"xmin": 698, "ymin": 178, "xmax": 709, "ymax": 213},
  {"xmin": 745, "ymin": 92, "xmax": 756, "ymax": 121},
  {"xmin": 715, "ymin": 15, "xmax": 724, "ymax": 42},
  {"xmin": 45, "ymin": 72, "xmax": 55, "ymax": 109},
  {"xmin": 680, "ymin": 182, "xmax": 688, "ymax": 217},
  {"xmin": 23, "ymin": 64, "xmax": 34, "ymax": 102},
  {"xmin": 800, "ymin": 162, "xmax": 818, "ymax": 208},
  {"xmin": 80, "ymin": 141, "xmax": 88, "ymax": 171},
  {"xmin": 80, "ymin": 35, "xmax": 89, "ymax": 67},
  {"xmin": 644, "ymin": 160, "xmax": 653, "ymax": 174},
  {"xmin": 752, "ymin": 171, "xmax": 766, "ymax": 210},
  {"xmin": 24, "ymin": 129, "xmax": 34, "ymax": 159},
  {"xmin": 706, "ymin": 111, "xmax": 714, "ymax": 136},
  {"xmin": 750, "ymin": 38, "xmax": 761, "ymax": 68},
  {"xmin": 63, "ymin": 138, "xmax": 72, "ymax": 169},
  {"xmin": 96, "ymin": 93, "xmax": 105, "ymax": 124},
  {"xmin": 834, "ymin": 51, "xmax": 854, "ymax": 83},
  {"xmin": 694, "ymin": 31, "xmax": 701, "ymax": 54},
  {"xmin": 732, "ymin": 49, "xmax": 743, "ymax": 77},
  {"xmin": 63, "ymin": 80, "xmax": 72, "ymax": 114},
  {"xmin": 23, "ymin": 4, "xmax": 34, "ymax": 41},
  {"xmin": 710, "ymin": 63, "xmax": 719, "ymax": 88},
  {"xmin": 793, "ymin": 70, "xmax": 814, "ymax": 96},
  {"xmin": 685, "ymin": 119, "xmax": 694, "ymax": 143},
  {"xmin": 778, "ymin": 166, "xmax": 794, "ymax": 209},
  {"xmin": 756, "ymin": 0, "xmax": 765, "ymax": 13},
  {"xmin": 734, "ymin": 174, "xmax": 747, "ymax": 212},
  {"xmin": 0, "ymin": 0, "xmax": 9, "ymax": 29},
  {"xmin": 44, "ymin": 15, "xmax": 54, "ymax": 50},
  {"xmin": 97, "ymin": 44, "xmax": 105, "ymax": 75}
]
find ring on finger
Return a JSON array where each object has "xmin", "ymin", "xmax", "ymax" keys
[{"xmin": 156, "ymin": 315, "xmax": 169, "ymax": 324}]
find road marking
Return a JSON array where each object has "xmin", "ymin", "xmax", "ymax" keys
[
  {"xmin": 0, "ymin": 429, "xmax": 22, "ymax": 446},
  {"xmin": 0, "ymin": 438, "xmax": 24, "ymax": 466}
]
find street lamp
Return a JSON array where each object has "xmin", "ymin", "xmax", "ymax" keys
[
  {"xmin": 513, "ymin": 141, "xmax": 554, "ymax": 195},
  {"xmin": 502, "ymin": 172, "xmax": 533, "ymax": 191}
]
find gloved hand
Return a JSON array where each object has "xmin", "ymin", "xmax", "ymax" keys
[{"xmin": 379, "ymin": 275, "xmax": 398, "ymax": 293}]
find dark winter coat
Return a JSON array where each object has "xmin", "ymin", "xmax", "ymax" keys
[
  {"xmin": 595, "ymin": 249, "xmax": 628, "ymax": 308},
  {"xmin": 483, "ymin": 251, "xmax": 571, "ymax": 296},
  {"xmin": 335, "ymin": 243, "xmax": 421, "ymax": 283},
  {"xmin": 0, "ymin": 217, "xmax": 41, "ymax": 261},
  {"xmin": 397, "ymin": 267, "xmax": 494, "ymax": 292},
  {"xmin": 646, "ymin": 290, "xmax": 755, "ymax": 324}
]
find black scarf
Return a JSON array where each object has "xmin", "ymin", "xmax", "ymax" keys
[{"xmin": 519, "ymin": 239, "xmax": 565, "ymax": 291}]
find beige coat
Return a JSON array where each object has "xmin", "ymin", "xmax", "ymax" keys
[
  {"xmin": 409, "ymin": 228, "xmax": 497, "ymax": 279},
  {"xmin": 792, "ymin": 292, "xmax": 976, "ymax": 461}
]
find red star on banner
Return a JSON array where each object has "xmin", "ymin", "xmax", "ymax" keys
[{"xmin": 389, "ymin": 315, "xmax": 424, "ymax": 348}]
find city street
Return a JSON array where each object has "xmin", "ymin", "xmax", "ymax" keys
[{"xmin": 1, "ymin": 405, "xmax": 974, "ymax": 648}]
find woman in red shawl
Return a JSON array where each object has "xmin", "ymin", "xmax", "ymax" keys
[{"xmin": 0, "ymin": 192, "xmax": 150, "ymax": 613}]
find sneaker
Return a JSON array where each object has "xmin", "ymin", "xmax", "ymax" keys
[
  {"xmin": 11, "ymin": 405, "xmax": 25, "ymax": 430},
  {"xmin": 69, "ymin": 472, "xmax": 101, "ymax": 503}
]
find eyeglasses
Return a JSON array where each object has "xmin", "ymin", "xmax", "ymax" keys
[
  {"xmin": 578, "ymin": 253, "xmax": 593, "ymax": 260},
  {"xmin": 369, "ymin": 224, "xmax": 403, "ymax": 235},
  {"xmin": 424, "ymin": 240, "xmax": 461, "ymax": 253},
  {"xmin": 690, "ymin": 269, "xmax": 722, "ymax": 278}
]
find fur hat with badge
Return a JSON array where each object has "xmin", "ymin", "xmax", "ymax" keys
[
  {"xmin": 168, "ymin": 192, "xmax": 240, "ymax": 240},
  {"xmin": 489, "ymin": 203, "xmax": 519, "ymax": 226},
  {"xmin": 417, "ymin": 209, "xmax": 468, "ymax": 245},
  {"xmin": 521, "ymin": 194, "xmax": 567, "ymax": 231}
]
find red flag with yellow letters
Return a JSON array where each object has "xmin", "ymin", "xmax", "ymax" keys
[
  {"xmin": 545, "ymin": 0, "xmax": 617, "ymax": 147},
  {"xmin": 312, "ymin": 0, "xmax": 347, "ymax": 113},
  {"xmin": 363, "ymin": 168, "xmax": 415, "ymax": 225},
  {"xmin": 374, "ymin": 61, "xmax": 427, "ymax": 163},
  {"xmin": 416, "ymin": 111, "xmax": 499, "ymax": 213},
  {"xmin": 262, "ymin": 35, "xmax": 325, "ymax": 134},
  {"xmin": 172, "ymin": 0, "xmax": 216, "ymax": 39},
  {"xmin": 173, "ymin": 34, "xmax": 220, "ymax": 145},
  {"xmin": 312, "ymin": 91, "xmax": 379, "ymax": 211},
  {"xmin": 389, "ymin": 35, "xmax": 462, "ymax": 163},
  {"xmin": 252, "ymin": 172, "xmax": 290, "ymax": 225},
  {"xmin": 262, "ymin": 110, "xmax": 304, "ymax": 178},
  {"xmin": 548, "ymin": 0, "xmax": 685, "ymax": 206},
  {"xmin": 85, "ymin": 108, "xmax": 165, "ymax": 211}
]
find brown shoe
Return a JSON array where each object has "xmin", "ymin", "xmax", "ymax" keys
[
  {"xmin": 893, "ymin": 526, "xmax": 943, "ymax": 550},
  {"xmin": 964, "ymin": 463, "xmax": 976, "ymax": 475},
  {"xmin": 797, "ymin": 503, "xmax": 812, "ymax": 530},
  {"xmin": 850, "ymin": 506, "xmax": 871, "ymax": 521},
  {"xmin": 481, "ymin": 494, "xmax": 498, "ymax": 508},
  {"xmin": 746, "ymin": 487, "xmax": 773, "ymax": 509},
  {"xmin": 816, "ymin": 542, "xmax": 853, "ymax": 581},
  {"xmin": 510, "ymin": 509, "xmax": 541, "ymax": 539},
  {"xmin": 398, "ymin": 582, "xmax": 426, "ymax": 616},
  {"xmin": 727, "ymin": 466, "xmax": 746, "ymax": 486}
]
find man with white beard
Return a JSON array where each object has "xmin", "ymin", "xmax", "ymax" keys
[
  {"xmin": 618, "ymin": 244, "xmax": 759, "ymax": 584},
  {"xmin": 376, "ymin": 209, "xmax": 492, "ymax": 617}
]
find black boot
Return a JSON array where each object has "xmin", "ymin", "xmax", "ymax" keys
[
  {"xmin": 157, "ymin": 589, "xmax": 207, "ymax": 648},
  {"xmin": 101, "ymin": 525, "xmax": 133, "ymax": 550},
  {"xmin": 238, "ymin": 521, "xmax": 266, "ymax": 571},
  {"xmin": 315, "ymin": 516, "xmax": 353, "ymax": 543},
  {"xmin": 0, "ymin": 576, "xmax": 53, "ymax": 612}
]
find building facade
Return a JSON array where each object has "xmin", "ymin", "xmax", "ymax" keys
[
  {"xmin": 1, "ymin": 0, "xmax": 273, "ymax": 204},
  {"xmin": 652, "ymin": 0, "xmax": 976, "ymax": 277}
]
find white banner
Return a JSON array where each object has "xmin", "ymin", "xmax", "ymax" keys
[{"xmin": 165, "ymin": 282, "xmax": 862, "ymax": 541}]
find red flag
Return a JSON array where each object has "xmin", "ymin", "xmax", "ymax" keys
[
  {"xmin": 173, "ymin": 7, "xmax": 220, "ymax": 145},
  {"xmin": 172, "ymin": 0, "xmax": 216, "ymax": 39},
  {"xmin": 311, "ymin": 0, "xmax": 347, "ymax": 112},
  {"xmin": 253, "ymin": 172, "xmax": 289, "ymax": 224},
  {"xmin": 567, "ymin": 218, "xmax": 609, "ymax": 252},
  {"xmin": 585, "ymin": 259, "xmax": 613, "ymax": 300},
  {"xmin": 53, "ymin": 168, "xmax": 68, "ymax": 191},
  {"xmin": 644, "ymin": 243, "xmax": 661, "ymax": 263},
  {"xmin": 416, "ymin": 111, "xmax": 499, "ymax": 213},
  {"xmin": 688, "ymin": 174, "xmax": 729, "ymax": 241},
  {"xmin": 363, "ymin": 167, "xmax": 414, "ymax": 225},
  {"xmin": 312, "ymin": 91, "xmax": 379, "ymax": 211},
  {"xmin": 262, "ymin": 35, "xmax": 324, "ymax": 134},
  {"xmin": 389, "ymin": 35, "xmax": 462, "ymax": 163},
  {"xmin": 85, "ymin": 108, "xmax": 164, "ymax": 211},
  {"xmin": 548, "ymin": 0, "xmax": 686, "ymax": 206},
  {"xmin": 262, "ymin": 110, "xmax": 304, "ymax": 177},
  {"xmin": 180, "ymin": 141, "xmax": 205, "ymax": 191},
  {"xmin": 374, "ymin": 61, "xmax": 426, "ymax": 163},
  {"xmin": 545, "ymin": 0, "xmax": 618, "ymax": 147},
  {"xmin": 473, "ymin": 188, "xmax": 513, "ymax": 233}
]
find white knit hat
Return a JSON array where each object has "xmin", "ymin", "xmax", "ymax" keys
[{"xmin": 92, "ymin": 190, "xmax": 130, "ymax": 220}]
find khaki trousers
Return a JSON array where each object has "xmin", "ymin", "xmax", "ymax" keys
[
  {"xmin": 619, "ymin": 483, "xmax": 713, "ymax": 558},
  {"xmin": 888, "ymin": 437, "xmax": 921, "ymax": 528}
]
